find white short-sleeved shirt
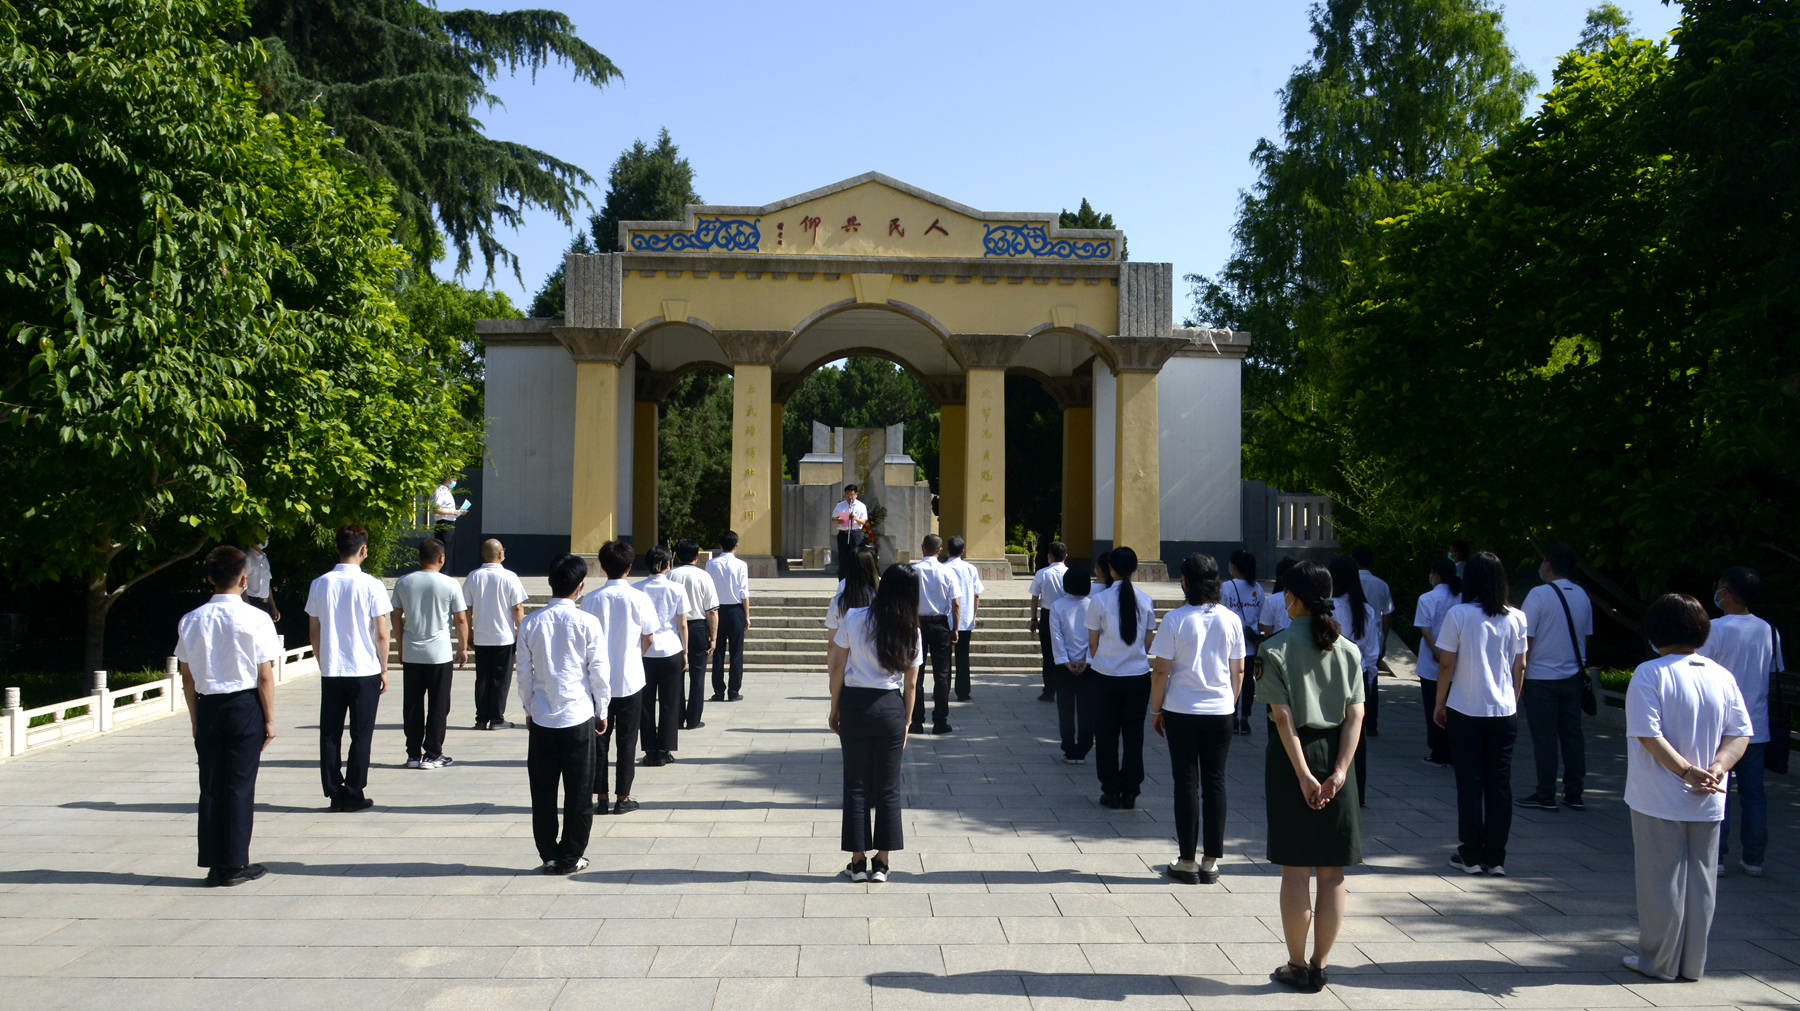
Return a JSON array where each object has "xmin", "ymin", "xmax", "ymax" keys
[
  {"xmin": 1522, "ymin": 580, "xmax": 1594, "ymax": 680},
  {"xmin": 1331, "ymin": 597, "xmax": 1383, "ymax": 676},
  {"xmin": 947, "ymin": 557, "xmax": 984, "ymax": 631},
  {"xmin": 1437, "ymin": 603, "xmax": 1528, "ymax": 717},
  {"xmin": 832, "ymin": 606, "xmax": 923, "ymax": 691},
  {"xmin": 514, "ymin": 598, "xmax": 610, "ymax": 728},
  {"xmin": 580, "ymin": 580, "xmax": 659, "ymax": 697},
  {"xmin": 706, "ymin": 553, "xmax": 750, "ymax": 605},
  {"xmin": 668, "ymin": 563, "xmax": 720, "ymax": 621},
  {"xmin": 1151, "ymin": 603, "xmax": 1246, "ymax": 716},
  {"xmin": 1359, "ymin": 571, "xmax": 1394, "ymax": 618},
  {"xmin": 463, "ymin": 562, "xmax": 528, "ymax": 647},
  {"xmin": 1085, "ymin": 583, "xmax": 1157, "ymax": 676},
  {"xmin": 1625, "ymin": 652, "xmax": 1752, "ymax": 822},
  {"xmin": 915, "ymin": 557, "xmax": 958, "ymax": 618},
  {"xmin": 1030, "ymin": 562, "xmax": 1069, "ymax": 611},
  {"xmin": 244, "ymin": 549, "xmax": 273, "ymax": 599},
  {"xmin": 175, "ymin": 595, "xmax": 282, "ymax": 694},
  {"xmin": 1258, "ymin": 591, "xmax": 1292, "ymax": 635},
  {"xmin": 634, "ymin": 574, "xmax": 689, "ymax": 659},
  {"xmin": 393, "ymin": 569, "xmax": 468, "ymax": 664},
  {"xmin": 304, "ymin": 564, "xmax": 392, "ymax": 677},
  {"xmin": 1222, "ymin": 579, "xmax": 1265, "ymax": 638},
  {"xmin": 1697, "ymin": 613, "xmax": 1784, "ymax": 743},
  {"xmin": 432, "ymin": 483, "xmax": 457, "ymax": 519},
  {"xmin": 832, "ymin": 498, "xmax": 869, "ymax": 531},
  {"xmin": 1412, "ymin": 584, "xmax": 1457, "ymax": 681},
  {"xmin": 1049, "ymin": 595, "xmax": 1092, "ymax": 665}
]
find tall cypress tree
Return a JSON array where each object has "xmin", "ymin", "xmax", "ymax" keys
[{"xmin": 242, "ymin": 0, "xmax": 620, "ymax": 279}]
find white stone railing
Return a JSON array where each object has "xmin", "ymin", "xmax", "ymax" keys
[
  {"xmin": 1272, "ymin": 493, "xmax": 1338, "ymax": 549},
  {"xmin": 1, "ymin": 643, "xmax": 317, "ymax": 760}
]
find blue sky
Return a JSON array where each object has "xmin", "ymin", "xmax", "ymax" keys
[{"xmin": 460, "ymin": 1, "xmax": 1683, "ymax": 315}]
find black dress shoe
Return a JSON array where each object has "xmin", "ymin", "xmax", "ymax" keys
[
  {"xmin": 218, "ymin": 864, "xmax": 268, "ymax": 887},
  {"xmin": 204, "ymin": 867, "xmax": 228, "ymax": 887},
  {"xmin": 955, "ymin": 694, "xmax": 971, "ymax": 702},
  {"xmin": 473, "ymin": 720, "xmax": 489, "ymax": 731},
  {"xmin": 1037, "ymin": 692, "xmax": 1056, "ymax": 702},
  {"xmin": 613, "ymin": 798, "xmax": 640, "ymax": 815},
  {"xmin": 340, "ymin": 797, "xmax": 374, "ymax": 812},
  {"xmin": 727, "ymin": 693, "xmax": 743, "ymax": 702},
  {"xmin": 908, "ymin": 723, "xmax": 925, "ymax": 734},
  {"xmin": 710, "ymin": 693, "xmax": 725, "ymax": 702},
  {"xmin": 1120, "ymin": 795, "xmax": 1137, "ymax": 809},
  {"xmin": 1098, "ymin": 793, "xmax": 1121, "ymax": 809},
  {"xmin": 685, "ymin": 721, "xmax": 706, "ymax": 730},
  {"xmin": 932, "ymin": 723, "xmax": 953, "ymax": 735},
  {"xmin": 641, "ymin": 753, "xmax": 667, "ymax": 767}
]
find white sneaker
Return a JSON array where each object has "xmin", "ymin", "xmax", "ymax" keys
[
  {"xmin": 1739, "ymin": 859, "xmax": 1763, "ymax": 877},
  {"xmin": 1486, "ymin": 865, "xmax": 1506, "ymax": 877},
  {"xmin": 404, "ymin": 759, "xmax": 422, "ymax": 769},
  {"xmin": 1622, "ymin": 954, "xmax": 1675, "ymax": 981},
  {"xmin": 419, "ymin": 757, "xmax": 442, "ymax": 770}
]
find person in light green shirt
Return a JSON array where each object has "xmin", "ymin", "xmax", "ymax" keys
[{"xmin": 392, "ymin": 539, "xmax": 468, "ymax": 770}]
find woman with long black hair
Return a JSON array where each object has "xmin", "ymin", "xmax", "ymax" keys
[
  {"xmin": 1085, "ymin": 546, "xmax": 1157, "ymax": 809},
  {"xmin": 1259, "ymin": 560, "xmax": 1365, "ymax": 994},
  {"xmin": 1328, "ymin": 556, "xmax": 1381, "ymax": 804},
  {"xmin": 828, "ymin": 563, "xmax": 923, "ymax": 883}
]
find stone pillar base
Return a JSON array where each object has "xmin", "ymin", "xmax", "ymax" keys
[
  {"xmin": 966, "ymin": 559, "xmax": 1013, "ymax": 582},
  {"xmin": 1135, "ymin": 561, "xmax": 1170, "ymax": 584},
  {"xmin": 741, "ymin": 555, "xmax": 781, "ymax": 579}
]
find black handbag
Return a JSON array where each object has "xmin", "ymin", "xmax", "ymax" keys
[
  {"xmin": 1766, "ymin": 622, "xmax": 1790, "ymax": 775},
  {"xmin": 1549, "ymin": 581, "xmax": 1597, "ymax": 716}
]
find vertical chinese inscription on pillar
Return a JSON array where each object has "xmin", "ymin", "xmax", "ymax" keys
[
  {"xmin": 977, "ymin": 386, "xmax": 996, "ymax": 525},
  {"xmin": 741, "ymin": 381, "xmax": 759, "ymax": 522}
]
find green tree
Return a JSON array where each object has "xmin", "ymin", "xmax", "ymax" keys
[
  {"xmin": 393, "ymin": 269, "xmax": 519, "ymax": 420},
  {"xmin": 1577, "ymin": 3, "xmax": 1633, "ymax": 53},
  {"xmin": 657, "ymin": 370, "xmax": 734, "ymax": 544},
  {"xmin": 1058, "ymin": 198, "xmax": 1127, "ymax": 259},
  {"xmin": 1187, "ymin": 0, "xmax": 1535, "ymax": 490},
  {"xmin": 530, "ymin": 129, "xmax": 700, "ymax": 317},
  {"xmin": 781, "ymin": 359, "xmax": 939, "ymax": 493},
  {"xmin": 0, "ymin": 0, "xmax": 481, "ymax": 670},
  {"xmin": 241, "ymin": 0, "xmax": 621, "ymax": 278}
]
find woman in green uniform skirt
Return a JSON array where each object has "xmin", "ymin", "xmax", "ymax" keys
[{"xmin": 1258, "ymin": 560, "xmax": 1366, "ymax": 994}]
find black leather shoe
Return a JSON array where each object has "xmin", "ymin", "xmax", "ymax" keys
[
  {"xmin": 685, "ymin": 721, "xmax": 706, "ymax": 730},
  {"xmin": 218, "ymin": 864, "xmax": 268, "ymax": 887},
  {"xmin": 1037, "ymin": 692, "xmax": 1055, "ymax": 702},
  {"xmin": 710, "ymin": 693, "xmax": 725, "ymax": 702},
  {"xmin": 1098, "ymin": 793, "xmax": 1121, "ymax": 809},
  {"xmin": 932, "ymin": 723, "xmax": 953, "ymax": 735},
  {"xmin": 613, "ymin": 798, "xmax": 640, "ymax": 815},
  {"xmin": 340, "ymin": 797, "xmax": 374, "ymax": 812},
  {"xmin": 908, "ymin": 723, "xmax": 925, "ymax": 734},
  {"xmin": 1120, "ymin": 795, "xmax": 1136, "ymax": 809},
  {"xmin": 727, "ymin": 693, "xmax": 743, "ymax": 701}
]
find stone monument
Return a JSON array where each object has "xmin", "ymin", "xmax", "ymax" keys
[{"xmin": 785, "ymin": 423, "xmax": 933, "ymax": 568}]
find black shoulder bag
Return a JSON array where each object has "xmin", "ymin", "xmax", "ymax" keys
[
  {"xmin": 1549, "ymin": 581, "xmax": 1597, "ymax": 716},
  {"xmin": 1766, "ymin": 622, "xmax": 1790, "ymax": 775}
]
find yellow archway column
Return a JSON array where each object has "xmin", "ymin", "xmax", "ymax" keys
[
  {"xmin": 938, "ymin": 402, "xmax": 966, "ymax": 537},
  {"xmin": 632, "ymin": 399, "xmax": 658, "ymax": 549},
  {"xmin": 962, "ymin": 368, "xmax": 1007, "ymax": 563},
  {"xmin": 1061, "ymin": 405, "xmax": 1094, "ymax": 560},
  {"xmin": 769, "ymin": 401, "xmax": 785, "ymax": 561},
  {"xmin": 570, "ymin": 360, "xmax": 620, "ymax": 555},
  {"xmin": 1112, "ymin": 369, "xmax": 1162, "ymax": 574},
  {"xmin": 730, "ymin": 363, "xmax": 774, "ymax": 565}
]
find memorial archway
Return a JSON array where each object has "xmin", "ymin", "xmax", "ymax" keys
[{"xmin": 477, "ymin": 173, "xmax": 1251, "ymax": 578}]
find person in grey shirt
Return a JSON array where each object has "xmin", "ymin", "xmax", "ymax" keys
[{"xmin": 393, "ymin": 538, "xmax": 468, "ymax": 770}]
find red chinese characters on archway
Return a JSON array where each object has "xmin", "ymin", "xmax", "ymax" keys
[{"xmin": 774, "ymin": 215, "xmax": 949, "ymax": 246}]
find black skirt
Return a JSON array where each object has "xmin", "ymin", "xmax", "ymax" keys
[{"xmin": 1265, "ymin": 723, "xmax": 1362, "ymax": 867}]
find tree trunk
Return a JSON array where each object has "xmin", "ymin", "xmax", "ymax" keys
[{"xmin": 84, "ymin": 575, "xmax": 111, "ymax": 675}]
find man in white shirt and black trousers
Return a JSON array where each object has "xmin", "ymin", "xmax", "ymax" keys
[
  {"xmin": 1030, "ymin": 541, "xmax": 1070, "ymax": 703},
  {"xmin": 515, "ymin": 553, "xmax": 610, "ymax": 874},
  {"xmin": 582, "ymin": 541, "xmax": 658, "ymax": 815},
  {"xmin": 668, "ymin": 539, "xmax": 720, "ymax": 729},
  {"xmin": 707, "ymin": 531, "xmax": 750, "ymax": 702},
  {"xmin": 913, "ymin": 534, "xmax": 961, "ymax": 735},
  {"xmin": 305, "ymin": 525, "xmax": 392, "ymax": 812},
  {"xmin": 243, "ymin": 538, "xmax": 280, "ymax": 623},
  {"xmin": 430, "ymin": 475, "xmax": 467, "ymax": 574},
  {"xmin": 177, "ymin": 545, "xmax": 280, "ymax": 886},
  {"xmin": 832, "ymin": 485, "xmax": 869, "ymax": 563},
  {"xmin": 464, "ymin": 538, "xmax": 529, "ymax": 730}
]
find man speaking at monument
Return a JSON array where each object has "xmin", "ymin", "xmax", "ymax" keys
[{"xmin": 832, "ymin": 485, "xmax": 869, "ymax": 563}]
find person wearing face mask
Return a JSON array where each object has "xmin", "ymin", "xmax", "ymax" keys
[
  {"xmin": 1696, "ymin": 567, "xmax": 1784, "ymax": 877},
  {"xmin": 244, "ymin": 538, "xmax": 281, "ymax": 624},
  {"xmin": 431, "ymin": 475, "xmax": 468, "ymax": 575}
]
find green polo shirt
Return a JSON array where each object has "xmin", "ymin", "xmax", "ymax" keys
[{"xmin": 1257, "ymin": 617, "xmax": 1366, "ymax": 729}]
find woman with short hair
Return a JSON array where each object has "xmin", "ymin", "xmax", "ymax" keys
[
  {"xmin": 1623, "ymin": 593, "xmax": 1751, "ymax": 981},
  {"xmin": 828, "ymin": 564, "xmax": 923, "ymax": 883},
  {"xmin": 1224, "ymin": 549, "xmax": 1265, "ymax": 735},
  {"xmin": 1411, "ymin": 558, "xmax": 1461, "ymax": 767},
  {"xmin": 1151, "ymin": 553, "xmax": 1245, "ymax": 884},
  {"xmin": 1259, "ymin": 560, "xmax": 1364, "ymax": 994}
]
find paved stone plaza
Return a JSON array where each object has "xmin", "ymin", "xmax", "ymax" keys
[{"xmin": 2, "ymin": 584, "xmax": 1797, "ymax": 1009}]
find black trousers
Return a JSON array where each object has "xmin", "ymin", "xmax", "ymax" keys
[
  {"xmin": 1420, "ymin": 679, "xmax": 1450, "ymax": 764},
  {"xmin": 1522, "ymin": 676, "xmax": 1585, "ymax": 802},
  {"xmin": 1448, "ymin": 709, "xmax": 1517, "ymax": 868},
  {"xmin": 836, "ymin": 528, "xmax": 865, "ymax": 562},
  {"xmin": 1237, "ymin": 664, "xmax": 1258, "ymax": 724},
  {"xmin": 245, "ymin": 595, "xmax": 276, "ymax": 619},
  {"xmin": 683, "ymin": 619, "xmax": 711, "ymax": 727},
  {"xmin": 595, "ymin": 688, "xmax": 643, "ymax": 798},
  {"xmin": 473, "ymin": 644, "xmax": 515, "ymax": 724},
  {"xmin": 1164, "ymin": 710, "xmax": 1233, "ymax": 861},
  {"xmin": 916, "ymin": 616, "xmax": 953, "ymax": 727},
  {"xmin": 527, "ymin": 718, "xmax": 595, "ymax": 864},
  {"xmin": 1353, "ymin": 674, "xmax": 1372, "ymax": 801},
  {"xmin": 1093, "ymin": 672, "xmax": 1152, "ymax": 798},
  {"xmin": 1056, "ymin": 666, "xmax": 1096, "ymax": 759},
  {"xmin": 839, "ymin": 686, "xmax": 906, "ymax": 852},
  {"xmin": 431, "ymin": 520, "xmax": 456, "ymax": 575},
  {"xmin": 712, "ymin": 603, "xmax": 746, "ymax": 696},
  {"xmin": 195, "ymin": 689, "xmax": 262, "ymax": 869},
  {"xmin": 402, "ymin": 661, "xmax": 453, "ymax": 761},
  {"xmin": 1364, "ymin": 669, "xmax": 1381, "ymax": 736},
  {"xmin": 318, "ymin": 674, "xmax": 380, "ymax": 802},
  {"xmin": 1038, "ymin": 609, "xmax": 1056, "ymax": 692},
  {"xmin": 641, "ymin": 653, "xmax": 684, "ymax": 754},
  {"xmin": 954, "ymin": 628, "xmax": 973, "ymax": 697}
]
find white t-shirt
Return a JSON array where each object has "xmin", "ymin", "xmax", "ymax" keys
[
  {"xmin": 1150, "ymin": 603, "xmax": 1246, "ymax": 716},
  {"xmin": 580, "ymin": 580, "xmax": 659, "ymax": 697},
  {"xmin": 832, "ymin": 499, "xmax": 869, "ymax": 532},
  {"xmin": 668, "ymin": 563, "xmax": 720, "ymax": 621},
  {"xmin": 706, "ymin": 553, "xmax": 750, "ymax": 605},
  {"xmin": 634, "ymin": 574, "xmax": 689, "ymax": 659},
  {"xmin": 1625, "ymin": 652, "xmax": 1752, "ymax": 822},
  {"xmin": 244, "ymin": 549, "xmax": 273, "ymax": 599},
  {"xmin": 833, "ymin": 606, "xmax": 923, "ymax": 691},
  {"xmin": 304, "ymin": 564, "xmax": 392, "ymax": 677},
  {"xmin": 432, "ymin": 483, "xmax": 458, "ymax": 520},
  {"xmin": 1222, "ymin": 579, "xmax": 1265, "ymax": 637},
  {"xmin": 1412, "ymin": 584, "xmax": 1457, "ymax": 681},
  {"xmin": 1258, "ymin": 591, "xmax": 1292, "ymax": 635},
  {"xmin": 1331, "ymin": 597, "xmax": 1382, "ymax": 677},
  {"xmin": 915, "ymin": 557, "xmax": 958, "ymax": 618},
  {"xmin": 1049, "ymin": 596, "xmax": 1092, "ymax": 665},
  {"xmin": 1697, "ymin": 613, "xmax": 1784, "ymax": 744},
  {"xmin": 392, "ymin": 569, "xmax": 468, "ymax": 665},
  {"xmin": 1030, "ymin": 562, "xmax": 1069, "ymax": 611},
  {"xmin": 1359, "ymin": 571, "xmax": 1394, "ymax": 618},
  {"xmin": 463, "ymin": 562, "xmax": 528, "ymax": 647},
  {"xmin": 1085, "ymin": 583, "xmax": 1157, "ymax": 676},
  {"xmin": 947, "ymin": 557, "xmax": 984, "ymax": 631},
  {"xmin": 175, "ymin": 595, "xmax": 281, "ymax": 695},
  {"xmin": 1436, "ymin": 603, "xmax": 1528, "ymax": 717},
  {"xmin": 1522, "ymin": 580, "xmax": 1594, "ymax": 680}
]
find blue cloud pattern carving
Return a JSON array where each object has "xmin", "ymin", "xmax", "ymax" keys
[
  {"xmin": 630, "ymin": 218, "xmax": 762, "ymax": 252},
  {"xmin": 982, "ymin": 224, "xmax": 1112, "ymax": 260}
]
